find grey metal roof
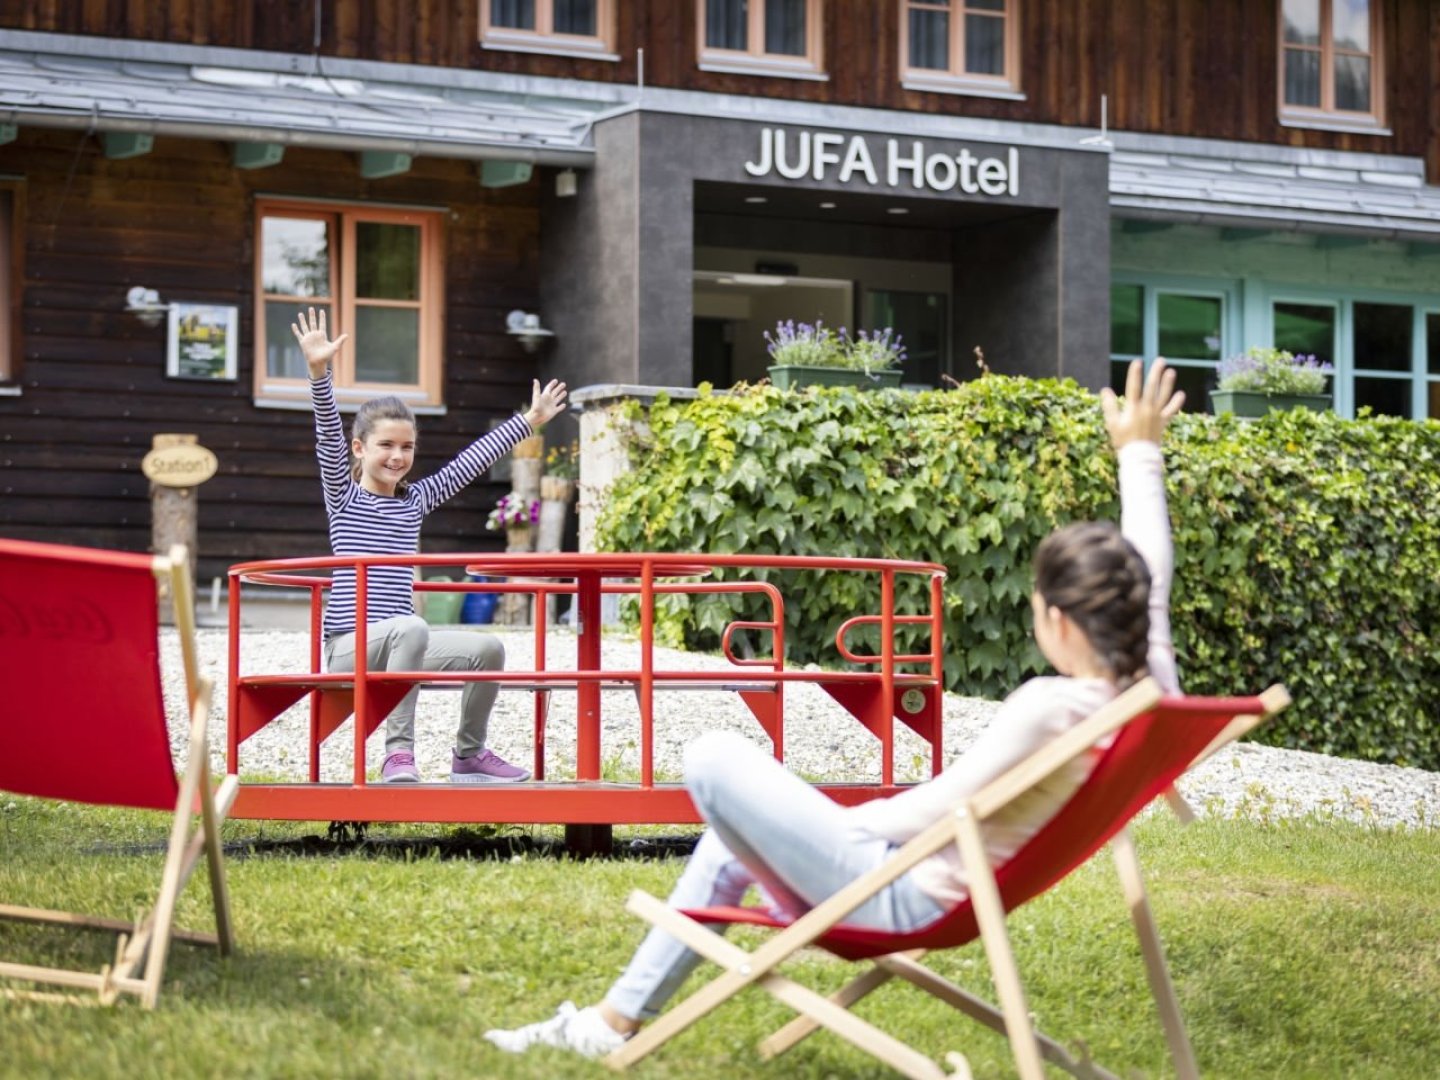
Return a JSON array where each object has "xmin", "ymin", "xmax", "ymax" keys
[
  {"xmin": 0, "ymin": 30, "xmax": 608, "ymax": 165},
  {"xmin": 1108, "ymin": 131, "xmax": 1440, "ymax": 241},
  {"xmin": 3, "ymin": 29, "xmax": 1438, "ymax": 238}
]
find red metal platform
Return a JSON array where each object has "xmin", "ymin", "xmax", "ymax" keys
[{"xmin": 226, "ymin": 553, "xmax": 948, "ymax": 824}]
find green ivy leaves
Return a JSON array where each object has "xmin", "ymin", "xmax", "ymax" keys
[{"xmin": 596, "ymin": 381, "xmax": 1440, "ymax": 770}]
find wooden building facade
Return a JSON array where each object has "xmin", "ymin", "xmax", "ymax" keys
[
  {"xmin": 9, "ymin": 1, "xmax": 1439, "ymax": 178},
  {"xmin": 2, "ymin": 2, "xmax": 1438, "ymax": 575}
]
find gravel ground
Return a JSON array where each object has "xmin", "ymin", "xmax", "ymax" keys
[{"xmin": 164, "ymin": 627, "xmax": 1440, "ymax": 831}]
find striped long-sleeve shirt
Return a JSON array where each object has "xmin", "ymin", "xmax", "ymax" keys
[{"xmin": 311, "ymin": 373, "xmax": 532, "ymax": 640}]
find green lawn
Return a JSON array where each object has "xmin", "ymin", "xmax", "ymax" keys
[{"xmin": 1, "ymin": 800, "xmax": 1437, "ymax": 1079}]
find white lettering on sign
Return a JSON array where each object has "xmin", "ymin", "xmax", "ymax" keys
[{"xmin": 744, "ymin": 127, "xmax": 1019, "ymax": 198}]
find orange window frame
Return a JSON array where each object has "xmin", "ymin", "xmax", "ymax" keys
[
  {"xmin": 1277, "ymin": 0, "xmax": 1384, "ymax": 126},
  {"xmin": 696, "ymin": 0, "xmax": 825, "ymax": 77},
  {"xmin": 253, "ymin": 200, "xmax": 445, "ymax": 408},
  {"xmin": 900, "ymin": 0, "xmax": 1021, "ymax": 94},
  {"xmin": 480, "ymin": 0, "xmax": 617, "ymax": 57},
  {"xmin": 0, "ymin": 181, "xmax": 22, "ymax": 385}
]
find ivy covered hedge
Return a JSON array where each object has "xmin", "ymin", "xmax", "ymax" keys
[{"xmin": 595, "ymin": 379, "xmax": 1440, "ymax": 771}]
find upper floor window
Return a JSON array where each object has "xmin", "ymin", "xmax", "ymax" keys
[
  {"xmin": 254, "ymin": 200, "xmax": 445, "ymax": 409},
  {"xmin": 698, "ymin": 0, "xmax": 826, "ymax": 80},
  {"xmin": 481, "ymin": 0, "xmax": 618, "ymax": 60},
  {"xmin": 902, "ymin": 0, "xmax": 1021, "ymax": 98},
  {"xmin": 0, "ymin": 183, "xmax": 21, "ymax": 388},
  {"xmin": 1279, "ymin": 0, "xmax": 1384, "ymax": 129}
]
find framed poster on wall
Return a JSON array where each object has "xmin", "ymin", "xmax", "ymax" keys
[{"xmin": 167, "ymin": 302, "xmax": 239, "ymax": 381}]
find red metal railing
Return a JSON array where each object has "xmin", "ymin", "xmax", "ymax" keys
[{"xmin": 226, "ymin": 552, "xmax": 947, "ymax": 824}]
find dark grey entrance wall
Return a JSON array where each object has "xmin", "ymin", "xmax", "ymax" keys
[{"xmin": 542, "ymin": 108, "xmax": 1111, "ymax": 390}]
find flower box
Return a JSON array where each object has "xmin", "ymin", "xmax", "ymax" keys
[
  {"xmin": 767, "ymin": 364, "xmax": 904, "ymax": 391},
  {"xmin": 1210, "ymin": 390, "xmax": 1331, "ymax": 418}
]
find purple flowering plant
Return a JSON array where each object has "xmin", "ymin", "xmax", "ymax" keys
[
  {"xmin": 1216, "ymin": 345, "xmax": 1333, "ymax": 396},
  {"xmin": 485, "ymin": 493, "xmax": 540, "ymax": 531},
  {"xmin": 765, "ymin": 319, "xmax": 840, "ymax": 367},
  {"xmin": 839, "ymin": 327, "xmax": 907, "ymax": 375},
  {"xmin": 765, "ymin": 320, "xmax": 906, "ymax": 376}
]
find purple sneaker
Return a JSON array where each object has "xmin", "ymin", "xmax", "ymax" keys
[
  {"xmin": 450, "ymin": 748, "xmax": 530, "ymax": 784},
  {"xmin": 380, "ymin": 750, "xmax": 420, "ymax": 783}
]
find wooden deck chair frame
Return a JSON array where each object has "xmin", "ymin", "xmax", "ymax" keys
[
  {"xmin": 605, "ymin": 677, "xmax": 1291, "ymax": 1080},
  {"xmin": 0, "ymin": 541, "xmax": 238, "ymax": 1009}
]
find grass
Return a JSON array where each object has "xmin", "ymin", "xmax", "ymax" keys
[{"xmin": 1, "ymin": 799, "xmax": 1438, "ymax": 1079}]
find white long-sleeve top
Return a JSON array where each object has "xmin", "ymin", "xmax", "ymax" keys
[{"xmin": 845, "ymin": 440, "xmax": 1179, "ymax": 906}]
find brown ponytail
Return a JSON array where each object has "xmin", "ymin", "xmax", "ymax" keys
[{"xmin": 1033, "ymin": 521, "xmax": 1151, "ymax": 688}]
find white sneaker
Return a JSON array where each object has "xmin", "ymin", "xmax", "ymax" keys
[{"xmin": 484, "ymin": 1001, "xmax": 628, "ymax": 1058}]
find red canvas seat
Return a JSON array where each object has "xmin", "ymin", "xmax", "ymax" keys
[
  {"xmin": 608, "ymin": 677, "xmax": 1290, "ymax": 1080},
  {"xmin": 0, "ymin": 538, "xmax": 237, "ymax": 1008}
]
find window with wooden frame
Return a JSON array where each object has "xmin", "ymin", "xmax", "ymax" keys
[
  {"xmin": 0, "ymin": 181, "xmax": 22, "ymax": 388},
  {"xmin": 1279, "ymin": 0, "xmax": 1385, "ymax": 130},
  {"xmin": 698, "ymin": 0, "xmax": 826, "ymax": 80},
  {"xmin": 254, "ymin": 200, "xmax": 445, "ymax": 409},
  {"xmin": 480, "ymin": 0, "xmax": 618, "ymax": 59},
  {"xmin": 901, "ymin": 0, "xmax": 1021, "ymax": 98}
]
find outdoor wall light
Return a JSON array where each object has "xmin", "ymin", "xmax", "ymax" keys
[
  {"xmin": 125, "ymin": 285, "xmax": 172, "ymax": 328},
  {"xmin": 506, "ymin": 309, "xmax": 555, "ymax": 353}
]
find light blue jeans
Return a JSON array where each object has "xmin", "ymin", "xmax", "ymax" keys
[
  {"xmin": 604, "ymin": 731, "xmax": 945, "ymax": 1021},
  {"xmin": 323, "ymin": 614, "xmax": 505, "ymax": 756}
]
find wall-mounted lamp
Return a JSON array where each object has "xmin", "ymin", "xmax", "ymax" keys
[
  {"xmin": 125, "ymin": 285, "xmax": 172, "ymax": 328},
  {"xmin": 506, "ymin": 309, "xmax": 555, "ymax": 354}
]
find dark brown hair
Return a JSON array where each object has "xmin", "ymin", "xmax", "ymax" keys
[
  {"xmin": 351, "ymin": 395, "xmax": 417, "ymax": 495},
  {"xmin": 1032, "ymin": 521, "xmax": 1151, "ymax": 688}
]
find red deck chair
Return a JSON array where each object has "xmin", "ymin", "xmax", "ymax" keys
[
  {"xmin": 607, "ymin": 676, "xmax": 1291, "ymax": 1080},
  {"xmin": 0, "ymin": 538, "xmax": 237, "ymax": 1008}
]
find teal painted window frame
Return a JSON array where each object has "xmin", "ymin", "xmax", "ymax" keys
[
  {"xmin": 1111, "ymin": 271, "xmax": 1439, "ymax": 421},
  {"xmin": 1258, "ymin": 282, "xmax": 1438, "ymax": 421},
  {"xmin": 1108, "ymin": 273, "xmax": 1242, "ymax": 409}
]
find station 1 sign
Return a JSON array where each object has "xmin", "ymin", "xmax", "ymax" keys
[{"xmin": 142, "ymin": 443, "xmax": 218, "ymax": 488}]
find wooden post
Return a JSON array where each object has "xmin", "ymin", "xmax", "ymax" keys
[
  {"xmin": 142, "ymin": 434, "xmax": 217, "ymax": 625},
  {"xmin": 500, "ymin": 437, "xmax": 544, "ymax": 625}
]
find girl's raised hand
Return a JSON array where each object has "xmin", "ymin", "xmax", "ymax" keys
[
  {"xmin": 1101, "ymin": 358, "xmax": 1186, "ymax": 450},
  {"xmin": 291, "ymin": 307, "xmax": 349, "ymax": 380},
  {"xmin": 523, "ymin": 378, "xmax": 569, "ymax": 429}
]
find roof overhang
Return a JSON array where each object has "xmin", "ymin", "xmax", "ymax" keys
[
  {"xmin": 0, "ymin": 29, "xmax": 611, "ymax": 167},
  {"xmin": 1108, "ymin": 131, "xmax": 1440, "ymax": 241}
]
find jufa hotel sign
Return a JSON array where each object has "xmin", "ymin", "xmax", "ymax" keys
[{"xmin": 744, "ymin": 127, "xmax": 1020, "ymax": 197}]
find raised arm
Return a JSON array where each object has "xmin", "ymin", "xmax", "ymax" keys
[
  {"xmin": 1101, "ymin": 358, "xmax": 1185, "ymax": 694},
  {"xmin": 411, "ymin": 378, "xmax": 570, "ymax": 513},
  {"xmin": 293, "ymin": 308, "xmax": 354, "ymax": 516}
]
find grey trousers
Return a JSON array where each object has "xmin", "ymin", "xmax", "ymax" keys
[{"xmin": 323, "ymin": 614, "xmax": 505, "ymax": 756}]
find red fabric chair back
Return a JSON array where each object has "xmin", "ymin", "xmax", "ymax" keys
[
  {"xmin": 0, "ymin": 538, "xmax": 179, "ymax": 811},
  {"xmin": 692, "ymin": 695, "xmax": 1265, "ymax": 960}
]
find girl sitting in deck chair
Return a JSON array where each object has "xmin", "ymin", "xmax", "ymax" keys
[{"xmin": 486, "ymin": 359, "xmax": 1185, "ymax": 1057}]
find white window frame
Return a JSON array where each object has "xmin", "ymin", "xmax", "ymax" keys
[
  {"xmin": 480, "ymin": 0, "xmax": 619, "ymax": 61},
  {"xmin": 697, "ymin": 0, "xmax": 827, "ymax": 81},
  {"xmin": 1278, "ymin": 0, "xmax": 1387, "ymax": 134},
  {"xmin": 901, "ymin": 0, "xmax": 1024, "ymax": 100}
]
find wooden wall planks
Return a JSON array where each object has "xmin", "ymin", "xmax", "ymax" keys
[
  {"xmin": 0, "ymin": 128, "xmax": 541, "ymax": 578},
  {"xmin": 5, "ymin": 2, "xmax": 1434, "ymax": 177}
]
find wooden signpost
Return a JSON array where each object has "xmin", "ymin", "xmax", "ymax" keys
[{"xmin": 142, "ymin": 433, "xmax": 217, "ymax": 622}]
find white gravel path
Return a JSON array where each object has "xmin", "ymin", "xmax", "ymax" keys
[{"xmin": 162, "ymin": 627, "xmax": 1440, "ymax": 831}]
